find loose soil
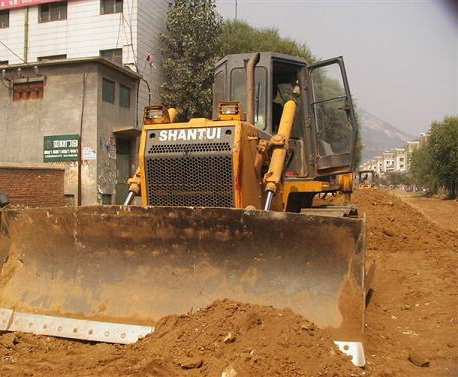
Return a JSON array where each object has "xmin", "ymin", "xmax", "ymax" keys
[
  {"xmin": 0, "ymin": 301, "xmax": 359, "ymax": 377},
  {"xmin": 0, "ymin": 189, "xmax": 457, "ymax": 376},
  {"xmin": 394, "ymin": 191, "xmax": 458, "ymax": 232},
  {"xmin": 354, "ymin": 189, "xmax": 458, "ymax": 377}
]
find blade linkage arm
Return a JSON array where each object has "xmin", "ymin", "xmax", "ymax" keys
[{"xmin": 263, "ymin": 100, "xmax": 297, "ymax": 210}]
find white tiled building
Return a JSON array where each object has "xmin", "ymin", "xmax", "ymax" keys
[
  {"xmin": 382, "ymin": 150, "xmax": 395, "ymax": 172},
  {"xmin": 360, "ymin": 138, "xmax": 423, "ymax": 175},
  {"xmin": 0, "ymin": 0, "xmax": 169, "ymax": 121},
  {"xmin": 393, "ymin": 148, "xmax": 406, "ymax": 172}
]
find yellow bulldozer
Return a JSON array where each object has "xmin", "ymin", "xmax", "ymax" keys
[
  {"xmin": 358, "ymin": 169, "xmax": 377, "ymax": 189},
  {"xmin": 0, "ymin": 53, "xmax": 367, "ymax": 365}
]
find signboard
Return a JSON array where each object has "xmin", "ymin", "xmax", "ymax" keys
[
  {"xmin": 82, "ymin": 147, "xmax": 97, "ymax": 160},
  {"xmin": 107, "ymin": 145, "xmax": 116, "ymax": 160},
  {"xmin": 0, "ymin": 0, "xmax": 67, "ymax": 11},
  {"xmin": 43, "ymin": 134, "xmax": 79, "ymax": 162}
]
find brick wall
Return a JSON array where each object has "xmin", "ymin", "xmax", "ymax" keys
[{"xmin": 0, "ymin": 167, "xmax": 65, "ymax": 207}]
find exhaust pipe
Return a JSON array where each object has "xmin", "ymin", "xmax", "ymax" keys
[{"xmin": 246, "ymin": 53, "xmax": 260, "ymax": 125}]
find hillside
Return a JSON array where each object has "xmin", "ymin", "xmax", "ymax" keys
[{"xmin": 359, "ymin": 109, "xmax": 415, "ymax": 160}]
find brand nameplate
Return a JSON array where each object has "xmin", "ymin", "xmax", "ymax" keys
[{"xmin": 159, "ymin": 128, "xmax": 222, "ymax": 142}]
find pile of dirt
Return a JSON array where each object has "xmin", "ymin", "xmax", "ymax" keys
[
  {"xmin": 0, "ymin": 299, "xmax": 360, "ymax": 377},
  {"xmin": 353, "ymin": 189, "xmax": 458, "ymax": 377}
]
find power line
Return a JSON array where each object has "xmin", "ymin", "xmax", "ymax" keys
[{"xmin": 0, "ymin": 40, "xmax": 26, "ymax": 63}]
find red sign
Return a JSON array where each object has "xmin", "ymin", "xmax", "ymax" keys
[{"xmin": 0, "ymin": 0, "xmax": 66, "ymax": 11}]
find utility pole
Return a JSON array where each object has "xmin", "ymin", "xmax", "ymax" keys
[{"xmin": 235, "ymin": 0, "xmax": 238, "ymax": 20}]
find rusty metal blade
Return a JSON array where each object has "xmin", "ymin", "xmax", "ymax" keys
[{"xmin": 0, "ymin": 206, "xmax": 365, "ymax": 339}]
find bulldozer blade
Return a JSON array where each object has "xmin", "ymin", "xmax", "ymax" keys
[
  {"xmin": 0, "ymin": 206, "xmax": 365, "ymax": 340},
  {"xmin": 0, "ymin": 308, "xmax": 153, "ymax": 344}
]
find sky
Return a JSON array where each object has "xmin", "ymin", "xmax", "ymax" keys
[{"xmin": 216, "ymin": 0, "xmax": 458, "ymax": 136}]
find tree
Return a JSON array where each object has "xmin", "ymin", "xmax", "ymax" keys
[
  {"xmin": 409, "ymin": 116, "xmax": 458, "ymax": 198},
  {"xmin": 385, "ymin": 172, "xmax": 412, "ymax": 186},
  {"xmin": 410, "ymin": 144, "xmax": 437, "ymax": 194},
  {"xmin": 161, "ymin": 0, "xmax": 222, "ymax": 119},
  {"xmin": 428, "ymin": 116, "xmax": 458, "ymax": 198},
  {"xmin": 219, "ymin": 21, "xmax": 315, "ymax": 62}
]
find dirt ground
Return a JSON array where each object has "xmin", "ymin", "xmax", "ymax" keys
[
  {"xmin": 394, "ymin": 191, "xmax": 458, "ymax": 232},
  {"xmin": 0, "ymin": 189, "xmax": 457, "ymax": 376},
  {"xmin": 353, "ymin": 189, "xmax": 458, "ymax": 377}
]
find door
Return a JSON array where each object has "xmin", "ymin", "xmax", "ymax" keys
[
  {"xmin": 307, "ymin": 57, "xmax": 357, "ymax": 175},
  {"xmin": 115, "ymin": 138, "xmax": 131, "ymax": 204}
]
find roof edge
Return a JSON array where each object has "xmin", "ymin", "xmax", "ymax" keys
[{"xmin": 1, "ymin": 57, "xmax": 142, "ymax": 80}]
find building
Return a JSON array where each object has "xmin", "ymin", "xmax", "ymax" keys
[
  {"xmin": 382, "ymin": 150, "xmax": 395, "ymax": 173},
  {"xmin": 0, "ymin": 0, "xmax": 168, "ymax": 115},
  {"xmin": 0, "ymin": 58, "xmax": 141, "ymax": 205},
  {"xmin": 375, "ymin": 156, "xmax": 383, "ymax": 174},
  {"xmin": 359, "ymin": 136, "xmax": 424, "ymax": 176},
  {"xmin": 405, "ymin": 140, "xmax": 420, "ymax": 170},
  {"xmin": 393, "ymin": 148, "xmax": 406, "ymax": 172},
  {"xmin": 0, "ymin": 0, "xmax": 169, "ymax": 205}
]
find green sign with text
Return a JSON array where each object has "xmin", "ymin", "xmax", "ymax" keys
[{"xmin": 43, "ymin": 134, "xmax": 79, "ymax": 162}]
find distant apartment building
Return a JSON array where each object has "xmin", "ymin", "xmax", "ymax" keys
[
  {"xmin": 382, "ymin": 150, "xmax": 395, "ymax": 173},
  {"xmin": 375, "ymin": 156, "xmax": 383, "ymax": 174},
  {"xmin": 393, "ymin": 148, "xmax": 406, "ymax": 172},
  {"xmin": 360, "ymin": 137, "xmax": 424, "ymax": 175},
  {"xmin": 0, "ymin": 0, "xmax": 169, "ymax": 205}
]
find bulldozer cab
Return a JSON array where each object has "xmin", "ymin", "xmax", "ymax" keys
[{"xmin": 213, "ymin": 52, "xmax": 358, "ymax": 178}]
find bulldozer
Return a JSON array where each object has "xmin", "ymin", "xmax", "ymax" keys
[
  {"xmin": 0, "ymin": 52, "xmax": 367, "ymax": 365},
  {"xmin": 358, "ymin": 169, "xmax": 377, "ymax": 189}
]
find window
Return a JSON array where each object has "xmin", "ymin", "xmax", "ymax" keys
[
  {"xmin": 230, "ymin": 67, "xmax": 267, "ymax": 130},
  {"xmin": 212, "ymin": 70, "xmax": 225, "ymax": 116},
  {"xmin": 0, "ymin": 10, "xmax": 9, "ymax": 29},
  {"xmin": 38, "ymin": 54, "xmax": 67, "ymax": 62},
  {"xmin": 102, "ymin": 78, "xmax": 115, "ymax": 104},
  {"xmin": 311, "ymin": 63, "xmax": 353, "ymax": 157},
  {"xmin": 0, "ymin": 61, "xmax": 8, "ymax": 66},
  {"xmin": 100, "ymin": 48, "xmax": 122, "ymax": 65},
  {"xmin": 119, "ymin": 85, "xmax": 130, "ymax": 108},
  {"xmin": 101, "ymin": 194, "xmax": 112, "ymax": 205},
  {"xmin": 101, "ymin": 0, "xmax": 123, "ymax": 14},
  {"xmin": 39, "ymin": 2, "xmax": 67, "ymax": 23},
  {"xmin": 13, "ymin": 82, "xmax": 44, "ymax": 101},
  {"xmin": 399, "ymin": 157, "xmax": 404, "ymax": 162}
]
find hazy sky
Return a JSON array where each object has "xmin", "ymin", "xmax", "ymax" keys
[{"xmin": 216, "ymin": 0, "xmax": 457, "ymax": 135}]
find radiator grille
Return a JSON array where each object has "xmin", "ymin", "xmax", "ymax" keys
[
  {"xmin": 145, "ymin": 128, "xmax": 234, "ymax": 207},
  {"xmin": 148, "ymin": 142, "xmax": 231, "ymax": 154}
]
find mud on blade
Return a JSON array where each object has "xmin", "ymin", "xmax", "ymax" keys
[{"xmin": 0, "ymin": 206, "xmax": 365, "ymax": 338}]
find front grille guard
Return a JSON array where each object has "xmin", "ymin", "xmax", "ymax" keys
[{"xmin": 144, "ymin": 129, "xmax": 235, "ymax": 207}]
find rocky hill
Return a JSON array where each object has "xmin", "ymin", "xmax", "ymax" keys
[{"xmin": 359, "ymin": 109, "xmax": 415, "ymax": 161}]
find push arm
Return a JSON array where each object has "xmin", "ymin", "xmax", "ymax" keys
[{"xmin": 263, "ymin": 100, "xmax": 297, "ymax": 210}]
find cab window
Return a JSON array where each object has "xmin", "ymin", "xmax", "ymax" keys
[
  {"xmin": 213, "ymin": 70, "xmax": 225, "ymax": 117},
  {"xmin": 310, "ymin": 64, "xmax": 353, "ymax": 157},
  {"xmin": 272, "ymin": 62, "xmax": 304, "ymax": 139},
  {"xmin": 230, "ymin": 67, "xmax": 267, "ymax": 130}
]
